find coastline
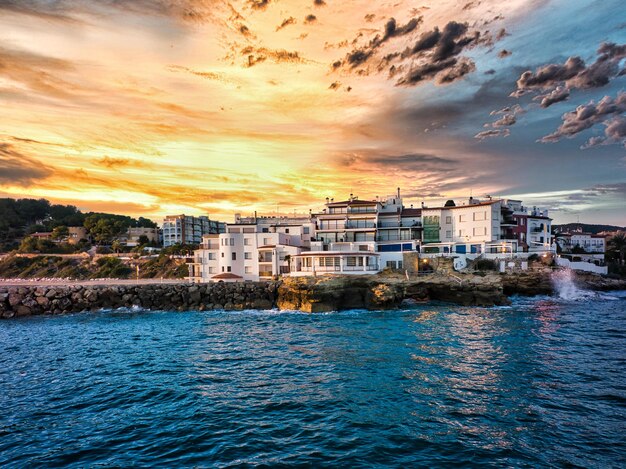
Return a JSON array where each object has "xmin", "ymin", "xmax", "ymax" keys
[{"xmin": 2, "ymin": 270, "xmax": 625, "ymax": 319}]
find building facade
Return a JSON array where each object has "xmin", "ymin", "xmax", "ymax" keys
[
  {"xmin": 162, "ymin": 215, "xmax": 225, "ymax": 247},
  {"xmin": 189, "ymin": 216, "xmax": 315, "ymax": 282}
]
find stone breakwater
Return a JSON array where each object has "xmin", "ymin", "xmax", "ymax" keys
[
  {"xmin": 2, "ymin": 271, "xmax": 625, "ymax": 318},
  {"xmin": 0, "ymin": 282, "xmax": 277, "ymax": 319}
]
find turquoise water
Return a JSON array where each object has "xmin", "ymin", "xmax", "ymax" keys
[{"xmin": 1, "ymin": 293, "xmax": 625, "ymax": 467}]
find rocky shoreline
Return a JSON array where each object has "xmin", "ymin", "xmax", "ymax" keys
[{"xmin": 1, "ymin": 271, "xmax": 625, "ymax": 318}]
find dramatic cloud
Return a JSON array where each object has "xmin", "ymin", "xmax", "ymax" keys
[
  {"xmin": 513, "ymin": 42, "xmax": 626, "ymax": 100},
  {"xmin": 248, "ymin": 0, "xmax": 271, "ymax": 11},
  {"xmin": 336, "ymin": 19, "xmax": 491, "ymax": 88},
  {"xmin": 0, "ymin": 0, "xmax": 218, "ymax": 23},
  {"xmin": 276, "ymin": 16, "xmax": 296, "ymax": 31},
  {"xmin": 541, "ymin": 91, "xmax": 626, "ymax": 147},
  {"xmin": 536, "ymin": 86, "xmax": 570, "ymax": 108},
  {"xmin": 582, "ymin": 116, "xmax": 626, "ymax": 149},
  {"xmin": 337, "ymin": 16, "xmax": 423, "ymax": 69},
  {"xmin": 240, "ymin": 46, "xmax": 306, "ymax": 67},
  {"xmin": 0, "ymin": 143, "xmax": 52, "ymax": 185},
  {"xmin": 492, "ymin": 114, "xmax": 516, "ymax": 127},
  {"xmin": 474, "ymin": 129, "xmax": 510, "ymax": 140},
  {"xmin": 0, "ymin": 45, "xmax": 77, "ymax": 100}
]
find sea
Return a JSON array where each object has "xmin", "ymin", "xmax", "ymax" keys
[{"xmin": 1, "ymin": 281, "xmax": 625, "ymax": 467}]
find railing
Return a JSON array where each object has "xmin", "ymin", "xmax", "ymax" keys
[
  {"xmin": 346, "ymin": 222, "xmax": 376, "ymax": 229},
  {"xmin": 294, "ymin": 265, "xmax": 378, "ymax": 272},
  {"xmin": 347, "ymin": 208, "xmax": 377, "ymax": 213},
  {"xmin": 376, "ymin": 235, "xmax": 415, "ymax": 241}
]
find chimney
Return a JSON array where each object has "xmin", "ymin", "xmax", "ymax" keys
[
  {"xmin": 349, "ymin": 193, "xmax": 353, "ymax": 201},
  {"xmin": 331, "ymin": 198, "xmax": 334, "ymax": 203},
  {"xmin": 325, "ymin": 197, "xmax": 329, "ymax": 204},
  {"xmin": 397, "ymin": 187, "xmax": 400, "ymax": 198}
]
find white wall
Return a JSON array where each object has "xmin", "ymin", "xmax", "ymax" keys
[{"xmin": 556, "ymin": 257, "xmax": 608, "ymax": 275}]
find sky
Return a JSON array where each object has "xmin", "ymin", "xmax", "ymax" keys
[{"xmin": 0, "ymin": 0, "xmax": 625, "ymax": 225}]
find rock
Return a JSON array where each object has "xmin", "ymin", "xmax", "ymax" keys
[{"xmin": 8, "ymin": 293, "xmax": 24, "ymax": 307}]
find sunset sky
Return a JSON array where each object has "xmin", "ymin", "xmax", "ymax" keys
[{"xmin": 1, "ymin": 0, "xmax": 624, "ymax": 225}]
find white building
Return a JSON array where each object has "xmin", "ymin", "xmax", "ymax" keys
[
  {"xmin": 556, "ymin": 232, "xmax": 606, "ymax": 262},
  {"xmin": 421, "ymin": 197, "xmax": 553, "ymax": 257},
  {"xmin": 189, "ymin": 216, "xmax": 315, "ymax": 282},
  {"xmin": 307, "ymin": 190, "xmax": 422, "ymax": 273}
]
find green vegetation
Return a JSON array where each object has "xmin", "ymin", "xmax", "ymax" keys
[
  {"xmin": 0, "ymin": 254, "xmax": 188, "ymax": 280},
  {"xmin": 18, "ymin": 237, "xmax": 86, "ymax": 254},
  {"xmin": 138, "ymin": 255, "xmax": 189, "ymax": 279},
  {"xmin": 0, "ymin": 255, "xmax": 89, "ymax": 279},
  {"xmin": 606, "ymin": 232, "xmax": 626, "ymax": 277},
  {"xmin": 92, "ymin": 257, "xmax": 132, "ymax": 279},
  {"xmin": 0, "ymin": 197, "xmax": 158, "ymax": 252}
]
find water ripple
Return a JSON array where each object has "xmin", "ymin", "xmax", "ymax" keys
[{"xmin": 0, "ymin": 296, "xmax": 625, "ymax": 467}]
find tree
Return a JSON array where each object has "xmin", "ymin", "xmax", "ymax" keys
[
  {"xmin": 84, "ymin": 214, "xmax": 129, "ymax": 245},
  {"xmin": 111, "ymin": 240, "xmax": 122, "ymax": 254},
  {"xmin": 51, "ymin": 225, "xmax": 69, "ymax": 240},
  {"xmin": 136, "ymin": 217, "xmax": 157, "ymax": 228},
  {"xmin": 137, "ymin": 235, "xmax": 150, "ymax": 246},
  {"xmin": 607, "ymin": 232, "xmax": 626, "ymax": 265}
]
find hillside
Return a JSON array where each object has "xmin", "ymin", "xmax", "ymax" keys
[
  {"xmin": 553, "ymin": 223, "xmax": 625, "ymax": 234},
  {"xmin": 0, "ymin": 255, "xmax": 189, "ymax": 280}
]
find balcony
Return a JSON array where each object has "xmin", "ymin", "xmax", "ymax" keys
[
  {"xmin": 347, "ymin": 207, "xmax": 377, "ymax": 214},
  {"xmin": 345, "ymin": 221, "xmax": 376, "ymax": 229}
]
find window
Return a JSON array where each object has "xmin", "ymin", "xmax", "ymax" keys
[
  {"xmin": 386, "ymin": 261, "xmax": 397, "ymax": 269},
  {"xmin": 244, "ymin": 252, "xmax": 252, "ymax": 260},
  {"xmin": 303, "ymin": 227, "xmax": 310, "ymax": 234},
  {"xmin": 358, "ymin": 257, "xmax": 364, "ymax": 266},
  {"xmin": 285, "ymin": 228, "xmax": 290, "ymax": 233},
  {"xmin": 459, "ymin": 229, "xmax": 465, "ymax": 237},
  {"xmin": 244, "ymin": 238, "xmax": 250, "ymax": 246},
  {"xmin": 446, "ymin": 230, "xmax": 452, "ymax": 238},
  {"xmin": 245, "ymin": 266, "xmax": 252, "ymax": 274},
  {"xmin": 459, "ymin": 214, "xmax": 467, "ymax": 222},
  {"xmin": 347, "ymin": 257, "xmax": 356, "ymax": 267},
  {"xmin": 221, "ymin": 252, "xmax": 224, "ymax": 258},
  {"xmin": 227, "ymin": 266, "xmax": 231, "ymax": 272},
  {"xmin": 209, "ymin": 253, "xmax": 216, "ymax": 260},
  {"xmin": 446, "ymin": 216, "xmax": 452, "ymax": 224},
  {"xmin": 232, "ymin": 252, "xmax": 236, "ymax": 261},
  {"xmin": 230, "ymin": 238, "xmax": 235, "ymax": 246},
  {"xmin": 262, "ymin": 228, "xmax": 269, "ymax": 233},
  {"xmin": 209, "ymin": 267, "xmax": 216, "ymax": 274},
  {"xmin": 221, "ymin": 266, "xmax": 224, "ymax": 272},
  {"xmin": 263, "ymin": 237, "xmax": 271, "ymax": 245}
]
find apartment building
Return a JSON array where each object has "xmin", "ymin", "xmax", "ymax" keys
[
  {"xmin": 162, "ymin": 214, "xmax": 225, "ymax": 247},
  {"xmin": 125, "ymin": 227, "xmax": 160, "ymax": 247},
  {"xmin": 556, "ymin": 232, "xmax": 606, "ymax": 255},
  {"xmin": 311, "ymin": 190, "xmax": 422, "ymax": 270},
  {"xmin": 420, "ymin": 197, "xmax": 553, "ymax": 255},
  {"xmin": 189, "ymin": 216, "xmax": 315, "ymax": 282},
  {"xmin": 511, "ymin": 205, "xmax": 552, "ymax": 252}
]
